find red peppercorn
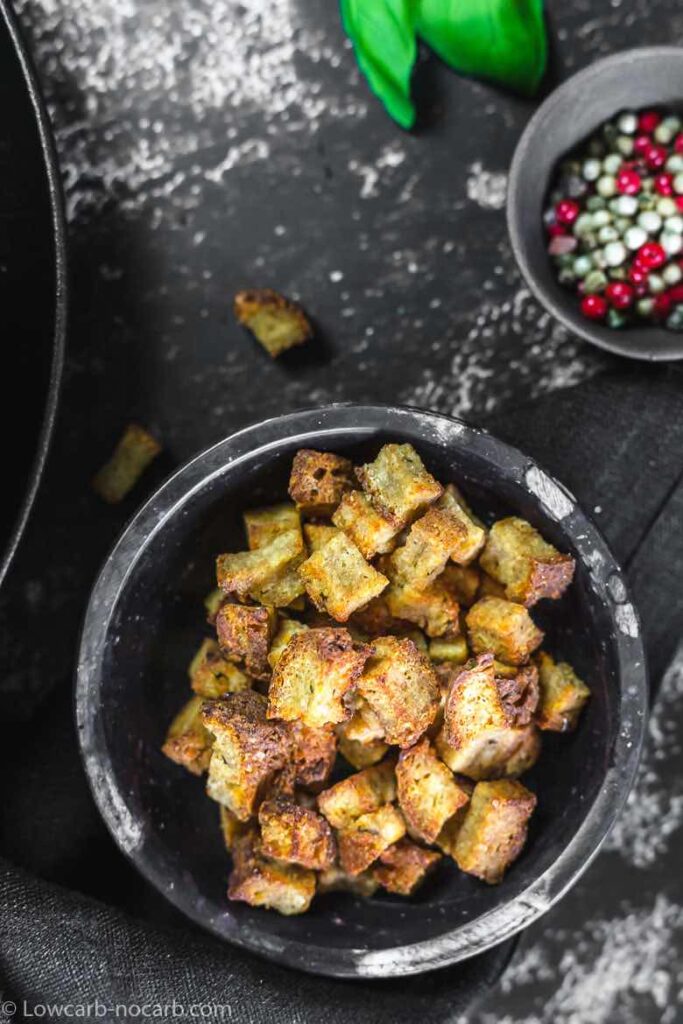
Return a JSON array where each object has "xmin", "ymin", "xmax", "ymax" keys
[
  {"xmin": 606, "ymin": 281, "xmax": 634, "ymax": 310},
  {"xmin": 637, "ymin": 242, "xmax": 666, "ymax": 269},
  {"xmin": 638, "ymin": 111, "xmax": 661, "ymax": 134},
  {"xmin": 581, "ymin": 294, "xmax": 608, "ymax": 321},
  {"xmin": 654, "ymin": 173, "xmax": 674, "ymax": 196},
  {"xmin": 675, "ymin": 134, "xmax": 683, "ymax": 154},
  {"xmin": 634, "ymin": 135, "xmax": 651, "ymax": 155},
  {"xmin": 667, "ymin": 284, "xmax": 683, "ymax": 304},
  {"xmin": 555, "ymin": 199, "xmax": 579, "ymax": 226},
  {"xmin": 616, "ymin": 168, "xmax": 641, "ymax": 195},
  {"xmin": 628, "ymin": 263, "xmax": 648, "ymax": 285},
  {"xmin": 546, "ymin": 223, "xmax": 566, "ymax": 237},
  {"xmin": 645, "ymin": 144, "xmax": 667, "ymax": 170},
  {"xmin": 653, "ymin": 293, "xmax": 672, "ymax": 318},
  {"xmin": 675, "ymin": 196, "xmax": 683, "ymax": 213}
]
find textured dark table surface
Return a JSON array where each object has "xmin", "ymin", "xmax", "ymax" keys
[{"xmin": 2, "ymin": 0, "xmax": 683, "ymax": 1020}]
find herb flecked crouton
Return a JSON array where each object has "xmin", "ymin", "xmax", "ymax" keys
[
  {"xmin": 428, "ymin": 635, "xmax": 469, "ymax": 665},
  {"xmin": 452, "ymin": 779, "xmax": 536, "ymax": 884},
  {"xmin": 258, "ymin": 796, "xmax": 336, "ymax": 870},
  {"xmin": 337, "ymin": 804, "xmax": 407, "ymax": 875},
  {"xmin": 298, "ymin": 531, "xmax": 388, "ymax": 622},
  {"xmin": 496, "ymin": 664, "xmax": 540, "ymax": 727},
  {"xmin": 93, "ymin": 423, "xmax": 161, "ymax": 504},
  {"xmin": 216, "ymin": 530, "xmax": 305, "ymax": 607},
  {"xmin": 374, "ymin": 839, "xmax": 442, "ymax": 895},
  {"xmin": 357, "ymin": 636, "xmax": 439, "ymax": 747},
  {"xmin": 189, "ymin": 638, "xmax": 251, "ymax": 698},
  {"xmin": 267, "ymin": 627, "xmax": 370, "ymax": 728},
  {"xmin": 284, "ymin": 721, "xmax": 337, "ymax": 791},
  {"xmin": 267, "ymin": 617, "xmax": 309, "ymax": 670},
  {"xmin": 338, "ymin": 733, "xmax": 389, "ymax": 770},
  {"xmin": 389, "ymin": 508, "xmax": 474, "ymax": 588},
  {"xmin": 288, "ymin": 449, "xmax": 354, "ymax": 516},
  {"xmin": 332, "ymin": 490, "xmax": 400, "ymax": 560},
  {"xmin": 215, "ymin": 602, "xmax": 276, "ymax": 680},
  {"xmin": 162, "ymin": 695, "xmax": 214, "ymax": 775},
  {"xmin": 303, "ymin": 523, "xmax": 340, "ymax": 553},
  {"xmin": 466, "ymin": 597, "xmax": 544, "ymax": 665},
  {"xmin": 317, "ymin": 761, "xmax": 396, "ymax": 830},
  {"xmin": 244, "ymin": 503, "xmax": 302, "ymax": 551},
  {"xmin": 201, "ymin": 692, "xmax": 289, "ymax": 820},
  {"xmin": 385, "ymin": 577, "xmax": 460, "ymax": 638},
  {"xmin": 396, "ymin": 738, "xmax": 470, "ymax": 843},
  {"xmin": 228, "ymin": 830, "xmax": 316, "ymax": 914},
  {"xmin": 436, "ymin": 485, "xmax": 487, "ymax": 564},
  {"xmin": 536, "ymin": 651, "xmax": 590, "ymax": 732},
  {"xmin": 234, "ymin": 289, "xmax": 312, "ymax": 358},
  {"xmin": 356, "ymin": 444, "xmax": 443, "ymax": 529},
  {"xmin": 440, "ymin": 564, "xmax": 481, "ymax": 607},
  {"xmin": 479, "ymin": 517, "xmax": 575, "ymax": 607}
]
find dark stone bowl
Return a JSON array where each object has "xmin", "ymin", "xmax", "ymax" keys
[
  {"xmin": 507, "ymin": 46, "xmax": 683, "ymax": 362},
  {"xmin": 76, "ymin": 406, "xmax": 647, "ymax": 977}
]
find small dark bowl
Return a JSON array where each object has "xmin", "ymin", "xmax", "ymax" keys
[
  {"xmin": 76, "ymin": 406, "xmax": 647, "ymax": 977},
  {"xmin": 507, "ymin": 47, "xmax": 683, "ymax": 362}
]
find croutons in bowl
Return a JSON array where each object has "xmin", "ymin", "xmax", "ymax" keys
[{"xmin": 76, "ymin": 406, "xmax": 646, "ymax": 977}]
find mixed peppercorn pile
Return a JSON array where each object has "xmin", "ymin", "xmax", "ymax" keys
[{"xmin": 545, "ymin": 108, "xmax": 683, "ymax": 331}]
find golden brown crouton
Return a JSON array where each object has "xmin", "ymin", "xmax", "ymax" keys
[
  {"xmin": 162, "ymin": 695, "xmax": 214, "ymax": 776},
  {"xmin": 396, "ymin": 738, "xmax": 470, "ymax": 843},
  {"xmin": 219, "ymin": 806, "xmax": 249, "ymax": 851},
  {"xmin": 258, "ymin": 796, "xmax": 336, "ymax": 870},
  {"xmin": 233, "ymin": 289, "xmax": 312, "ymax": 358},
  {"xmin": 205, "ymin": 587, "xmax": 228, "ymax": 625},
  {"xmin": 342, "ymin": 694, "xmax": 386, "ymax": 743},
  {"xmin": 496, "ymin": 664, "xmax": 540, "ymax": 726},
  {"xmin": 434, "ymin": 803, "xmax": 471, "ymax": 858},
  {"xmin": 440, "ymin": 564, "xmax": 481, "ymax": 607},
  {"xmin": 317, "ymin": 864, "xmax": 379, "ymax": 897},
  {"xmin": 332, "ymin": 490, "xmax": 400, "ymax": 560},
  {"xmin": 428, "ymin": 635, "xmax": 469, "ymax": 665},
  {"xmin": 267, "ymin": 627, "xmax": 371, "ymax": 728},
  {"xmin": 536, "ymin": 651, "xmax": 590, "ymax": 732},
  {"xmin": 303, "ymin": 523, "xmax": 340, "ymax": 553},
  {"xmin": 201, "ymin": 692, "xmax": 289, "ymax": 820},
  {"xmin": 374, "ymin": 839, "xmax": 442, "ymax": 895},
  {"xmin": 389, "ymin": 507, "xmax": 478, "ymax": 587},
  {"xmin": 285, "ymin": 721, "xmax": 337, "ymax": 791},
  {"xmin": 357, "ymin": 636, "xmax": 439, "ymax": 747},
  {"xmin": 267, "ymin": 617, "xmax": 309, "ymax": 670},
  {"xmin": 317, "ymin": 761, "xmax": 396, "ymax": 830},
  {"xmin": 479, "ymin": 517, "xmax": 575, "ymax": 607},
  {"xmin": 298, "ymin": 532, "xmax": 388, "ymax": 623},
  {"xmin": 338, "ymin": 733, "xmax": 389, "ymax": 770},
  {"xmin": 436, "ymin": 485, "xmax": 487, "ymax": 564},
  {"xmin": 478, "ymin": 573, "xmax": 507, "ymax": 600},
  {"xmin": 228, "ymin": 830, "xmax": 316, "ymax": 914},
  {"xmin": 349, "ymin": 595, "xmax": 412, "ymax": 638},
  {"xmin": 356, "ymin": 444, "xmax": 443, "ymax": 529},
  {"xmin": 288, "ymin": 449, "xmax": 354, "ymax": 516},
  {"xmin": 503, "ymin": 726, "xmax": 542, "ymax": 777},
  {"xmin": 466, "ymin": 597, "xmax": 544, "ymax": 666},
  {"xmin": 385, "ymin": 577, "xmax": 460, "ymax": 638},
  {"xmin": 244, "ymin": 503, "xmax": 302, "ymax": 551},
  {"xmin": 216, "ymin": 530, "xmax": 305, "ymax": 607},
  {"xmin": 452, "ymin": 779, "xmax": 536, "ymax": 884},
  {"xmin": 215, "ymin": 603, "xmax": 276, "ymax": 680},
  {"xmin": 337, "ymin": 804, "xmax": 407, "ymax": 875},
  {"xmin": 189, "ymin": 638, "xmax": 251, "ymax": 698},
  {"xmin": 93, "ymin": 423, "xmax": 161, "ymax": 504}
]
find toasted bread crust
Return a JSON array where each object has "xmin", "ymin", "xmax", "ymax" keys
[
  {"xmin": 215, "ymin": 603, "xmax": 276, "ymax": 680},
  {"xmin": 374, "ymin": 838, "xmax": 442, "ymax": 895},
  {"xmin": 480, "ymin": 517, "xmax": 575, "ymax": 606},
  {"xmin": 234, "ymin": 289, "xmax": 312, "ymax": 358},
  {"xmin": 357, "ymin": 636, "xmax": 439, "ymax": 748},
  {"xmin": 162, "ymin": 695, "xmax": 214, "ymax": 775},
  {"xmin": 189, "ymin": 638, "xmax": 251, "ymax": 698},
  {"xmin": 228, "ymin": 830, "xmax": 316, "ymax": 914},
  {"xmin": 317, "ymin": 761, "xmax": 397, "ymax": 830},
  {"xmin": 356, "ymin": 444, "xmax": 443, "ymax": 529},
  {"xmin": 259, "ymin": 796, "xmax": 336, "ymax": 870},
  {"xmin": 288, "ymin": 449, "xmax": 354, "ymax": 516},
  {"xmin": 337, "ymin": 804, "xmax": 407, "ymax": 875},
  {"xmin": 452, "ymin": 779, "xmax": 536, "ymax": 883},
  {"xmin": 466, "ymin": 597, "xmax": 544, "ymax": 666},
  {"xmin": 332, "ymin": 489, "xmax": 400, "ymax": 560},
  {"xmin": 396, "ymin": 738, "xmax": 470, "ymax": 843},
  {"xmin": 536, "ymin": 651, "xmax": 590, "ymax": 732},
  {"xmin": 298, "ymin": 531, "xmax": 388, "ymax": 623}
]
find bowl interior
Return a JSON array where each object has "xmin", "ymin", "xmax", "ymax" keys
[
  {"xmin": 508, "ymin": 48, "xmax": 683, "ymax": 360},
  {"xmin": 82, "ymin": 414, "xmax": 637, "ymax": 974}
]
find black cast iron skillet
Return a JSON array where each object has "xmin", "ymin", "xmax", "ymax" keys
[{"xmin": 0, "ymin": 0, "xmax": 66, "ymax": 587}]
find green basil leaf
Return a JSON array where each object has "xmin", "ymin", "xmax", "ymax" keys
[
  {"xmin": 340, "ymin": 0, "xmax": 418, "ymax": 129},
  {"xmin": 415, "ymin": 0, "xmax": 547, "ymax": 96}
]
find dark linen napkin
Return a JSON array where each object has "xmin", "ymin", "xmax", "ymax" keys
[{"xmin": 1, "ymin": 366, "xmax": 682, "ymax": 1022}]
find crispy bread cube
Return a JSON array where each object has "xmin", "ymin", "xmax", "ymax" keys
[
  {"xmin": 317, "ymin": 761, "xmax": 396, "ymax": 830},
  {"xmin": 189, "ymin": 638, "xmax": 251, "ymax": 698},
  {"xmin": 480, "ymin": 517, "xmax": 575, "ymax": 607},
  {"xmin": 349, "ymin": 595, "xmax": 412, "ymax": 638},
  {"xmin": 356, "ymin": 444, "xmax": 443, "ymax": 529},
  {"xmin": 93, "ymin": 423, "xmax": 161, "ymax": 504},
  {"xmin": 338, "ymin": 805, "xmax": 407, "ymax": 875},
  {"xmin": 298, "ymin": 532, "xmax": 388, "ymax": 622},
  {"xmin": 338, "ymin": 733, "xmax": 389, "ymax": 770},
  {"xmin": 233, "ymin": 289, "xmax": 312, "ymax": 358},
  {"xmin": 435, "ymin": 803, "xmax": 471, "ymax": 857},
  {"xmin": 219, "ymin": 806, "xmax": 249, "ymax": 851},
  {"xmin": 162, "ymin": 696, "xmax": 214, "ymax": 776},
  {"xmin": 288, "ymin": 449, "xmax": 354, "ymax": 516},
  {"xmin": 303, "ymin": 523, "xmax": 340, "ymax": 552},
  {"xmin": 436, "ymin": 485, "xmax": 486, "ymax": 564},
  {"xmin": 389, "ymin": 508, "xmax": 476, "ymax": 587},
  {"xmin": 478, "ymin": 573, "xmax": 507, "ymax": 600},
  {"xmin": 317, "ymin": 864, "xmax": 379, "ymax": 897},
  {"xmin": 215, "ymin": 603, "xmax": 276, "ymax": 680},
  {"xmin": 441, "ymin": 564, "xmax": 481, "ymax": 607},
  {"xmin": 332, "ymin": 490, "xmax": 400, "ymax": 560},
  {"xmin": 357, "ymin": 636, "xmax": 439, "ymax": 747},
  {"xmin": 428, "ymin": 635, "xmax": 469, "ymax": 664},
  {"xmin": 216, "ymin": 531, "xmax": 304, "ymax": 604},
  {"xmin": 385, "ymin": 578, "xmax": 460, "ymax": 638},
  {"xmin": 374, "ymin": 839, "xmax": 442, "ymax": 895},
  {"xmin": 259, "ymin": 796, "xmax": 336, "ymax": 870},
  {"xmin": 503, "ymin": 725, "xmax": 542, "ymax": 777},
  {"xmin": 537, "ymin": 651, "xmax": 590, "ymax": 732},
  {"xmin": 466, "ymin": 597, "xmax": 544, "ymax": 666},
  {"xmin": 228, "ymin": 831, "xmax": 316, "ymax": 914},
  {"xmin": 244, "ymin": 503, "xmax": 302, "ymax": 551},
  {"xmin": 341, "ymin": 695, "xmax": 385, "ymax": 743},
  {"xmin": 267, "ymin": 617, "xmax": 309, "ymax": 670},
  {"xmin": 267, "ymin": 627, "xmax": 370, "ymax": 728},
  {"xmin": 396, "ymin": 738, "xmax": 470, "ymax": 843},
  {"xmin": 452, "ymin": 779, "xmax": 536, "ymax": 884},
  {"xmin": 285, "ymin": 721, "xmax": 337, "ymax": 791},
  {"xmin": 205, "ymin": 587, "xmax": 228, "ymax": 625},
  {"xmin": 496, "ymin": 664, "xmax": 540, "ymax": 726},
  {"xmin": 201, "ymin": 692, "xmax": 289, "ymax": 820}
]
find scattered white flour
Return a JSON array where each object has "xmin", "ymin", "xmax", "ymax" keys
[
  {"xmin": 466, "ymin": 161, "xmax": 508, "ymax": 210},
  {"xmin": 349, "ymin": 142, "xmax": 407, "ymax": 199}
]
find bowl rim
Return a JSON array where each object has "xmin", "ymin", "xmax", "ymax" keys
[
  {"xmin": 507, "ymin": 45, "xmax": 683, "ymax": 363},
  {"xmin": 76, "ymin": 404, "xmax": 648, "ymax": 978}
]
